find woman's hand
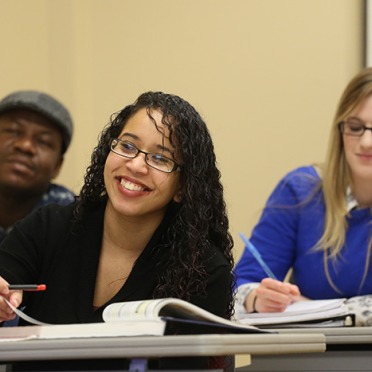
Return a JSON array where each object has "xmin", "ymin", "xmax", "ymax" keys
[
  {"xmin": 246, "ymin": 278, "xmax": 302, "ymax": 313},
  {"xmin": 0, "ymin": 277, "xmax": 23, "ymax": 322}
]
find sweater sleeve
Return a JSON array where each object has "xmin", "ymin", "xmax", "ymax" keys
[
  {"xmin": 234, "ymin": 282, "xmax": 259, "ymax": 315},
  {"xmin": 0, "ymin": 204, "xmax": 75, "ymax": 285},
  {"xmin": 235, "ymin": 166, "xmax": 320, "ymax": 287},
  {"xmin": 190, "ymin": 250, "xmax": 232, "ymax": 319}
]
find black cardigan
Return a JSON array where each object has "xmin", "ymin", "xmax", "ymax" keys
[{"xmin": 0, "ymin": 201, "xmax": 232, "ymax": 370}]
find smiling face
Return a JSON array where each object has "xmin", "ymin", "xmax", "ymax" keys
[
  {"xmin": 343, "ymin": 95, "xmax": 372, "ymax": 186},
  {"xmin": 103, "ymin": 107, "xmax": 181, "ymax": 223},
  {"xmin": 0, "ymin": 109, "xmax": 63, "ymax": 198}
]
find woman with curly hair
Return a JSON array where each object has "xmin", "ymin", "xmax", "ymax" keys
[{"xmin": 0, "ymin": 91, "xmax": 234, "ymax": 370}]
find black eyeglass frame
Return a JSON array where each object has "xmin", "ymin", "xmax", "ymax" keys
[
  {"xmin": 338, "ymin": 120, "xmax": 372, "ymax": 137},
  {"xmin": 110, "ymin": 138, "xmax": 181, "ymax": 173}
]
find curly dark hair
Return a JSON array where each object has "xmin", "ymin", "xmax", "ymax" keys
[{"xmin": 75, "ymin": 91, "xmax": 235, "ymax": 318}]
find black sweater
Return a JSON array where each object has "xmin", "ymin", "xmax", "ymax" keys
[{"xmin": 0, "ymin": 201, "xmax": 232, "ymax": 370}]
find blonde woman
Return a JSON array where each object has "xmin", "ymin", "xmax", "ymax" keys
[{"xmin": 236, "ymin": 68, "xmax": 372, "ymax": 325}]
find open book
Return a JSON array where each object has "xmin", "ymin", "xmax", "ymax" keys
[
  {"xmin": 0, "ymin": 298, "xmax": 269, "ymax": 341},
  {"xmin": 236, "ymin": 298, "xmax": 354, "ymax": 328},
  {"xmin": 102, "ymin": 298, "xmax": 270, "ymax": 335}
]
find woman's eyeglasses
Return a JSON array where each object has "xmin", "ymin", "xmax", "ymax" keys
[
  {"xmin": 338, "ymin": 118, "xmax": 372, "ymax": 137},
  {"xmin": 110, "ymin": 138, "xmax": 180, "ymax": 173}
]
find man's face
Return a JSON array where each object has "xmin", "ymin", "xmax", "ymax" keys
[{"xmin": 0, "ymin": 109, "xmax": 64, "ymax": 198}]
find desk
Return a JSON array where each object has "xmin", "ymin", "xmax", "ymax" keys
[
  {"xmin": 0, "ymin": 333, "xmax": 325, "ymax": 371},
  {"xmin": 276, "ymin": 326, "xmax": 372, "ymax": 344},
  {"xmin": 237, "ymin": 327, "xmax": 372, "ymax": 371}
]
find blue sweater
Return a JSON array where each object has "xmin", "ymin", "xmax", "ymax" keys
[{"xmin": 235, "ymin": 166, "xmax": 372, "ymax": 299}]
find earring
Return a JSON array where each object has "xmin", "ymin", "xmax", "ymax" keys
[{"xmin": 173, "ymin": 191, "xmax": 182, "ymax": 203}]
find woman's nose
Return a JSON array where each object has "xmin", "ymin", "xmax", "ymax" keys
[
  {"xmin": 360, "ymin": 128, "xmax": 372, "ymax": 147},
  {"xmin": 126, "ymin": 152, "xmax": 149, "ymax": 173}
]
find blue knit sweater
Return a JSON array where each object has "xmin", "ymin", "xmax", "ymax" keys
[{"xmin": 235, "ymin": 166, "xmax": 372, "ymax": 299}]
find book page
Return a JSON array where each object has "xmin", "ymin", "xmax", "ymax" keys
[
  {"xmin": 103, "ymin": 298, "xmax": 261, "ymax": 331},
  {"xmin": 3, "ymin": 298, "xmax": 49, "ymax": 325},
  {"xmin": 244, "ymin": 299, "xmax": 347, "ymax": 319},
  {"xmin": 102, "ymin": 299, "xmax": 166, "ymax": 320},
  {"xmin": 0, "ymin": 335, "xmax": 38, "ymax": 342},
  {"xmin": 0, "ymin": 320, "xmax": 167, "ymax": 341},
  {"xmin": 236, "ymin": 299, "xmax": 349, "ymax": 326}
]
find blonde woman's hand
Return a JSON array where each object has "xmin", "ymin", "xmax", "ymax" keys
[{"xmin": 250, "ymin": 277, "xmax": 302, "ymax": 313}]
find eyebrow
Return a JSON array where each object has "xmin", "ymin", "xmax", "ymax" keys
[
  {"xmin": 120, "ymin": 133, "xmax": 174, "ymax": 156},
  {"xmin": 347, "ymin": 116, "xmax": 363, "ymax": 121},
  {"xmin": 4, "ymin": 119, "xmax": 58, "ymax": 136}
]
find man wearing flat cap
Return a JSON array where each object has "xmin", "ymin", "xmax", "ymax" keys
[{"xmin": 0, "ymin": 90, "xmax": 75, "ymax": 244}]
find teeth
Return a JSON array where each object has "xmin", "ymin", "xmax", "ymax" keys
[{"xmin": 120, "ymin": 179, "xmax": 145, "ymax": 191}]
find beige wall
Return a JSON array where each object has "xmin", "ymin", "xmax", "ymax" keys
[{"xmin": 0, "ymin": 0, "xmax": 364, "ymax": 262}]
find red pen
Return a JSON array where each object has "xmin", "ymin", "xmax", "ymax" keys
[{"xmin": 8, "ymin": 284, "xmax": 46, "ymax": 291}]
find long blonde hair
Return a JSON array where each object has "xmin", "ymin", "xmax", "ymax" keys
[{"xmin": 317, "ymin": 67, "xmax": 372, "ymax": 292}]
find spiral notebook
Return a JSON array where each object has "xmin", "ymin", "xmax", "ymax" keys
[{"xmin": 235, "ymin": 298, "xmax": 354, "ymax": 328}]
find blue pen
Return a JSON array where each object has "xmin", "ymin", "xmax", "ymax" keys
[{"xmin": 239, "ymin": 232, "xmax": 278, "ymax": 280}]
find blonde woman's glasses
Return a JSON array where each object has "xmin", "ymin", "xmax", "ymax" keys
[{"xmin": 338, "ymin": 118, "xmax": 372, "ymax": 137}]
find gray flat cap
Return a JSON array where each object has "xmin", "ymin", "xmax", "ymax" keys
[{"xmin": 0, "ymin": 90, "xmax": 74, "ymax": 153}]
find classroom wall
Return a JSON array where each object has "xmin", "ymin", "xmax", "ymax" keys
[{"xmin": 0, "ymin": 0, "xmax": 364, "ymax": 261}]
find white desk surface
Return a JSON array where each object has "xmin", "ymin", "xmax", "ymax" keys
[
  {"xmin": 0, "ymin": 333, "xmax": 325, "ymax": 362},
  {"xmin": 273, "ymin": 326, "xmax": 372, "ymax": 344}
]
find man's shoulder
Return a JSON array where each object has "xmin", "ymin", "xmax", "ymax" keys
[{"xmin": 37, "ymin": 183, "xmax": 76, "ymax": 208}]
